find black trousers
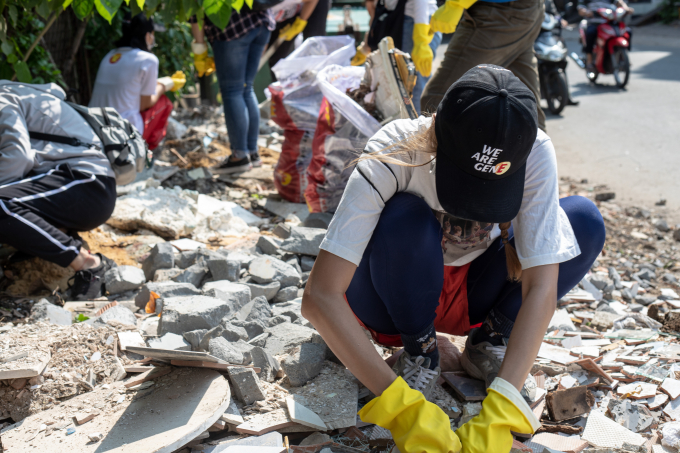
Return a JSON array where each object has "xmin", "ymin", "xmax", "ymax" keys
[{"xmin": 0, "ymin": 165, "xmax": 117, "ymax": 267}]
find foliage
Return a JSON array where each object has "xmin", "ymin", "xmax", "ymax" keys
[
  {"xmin": 0, "ymin": 9, "xmax": 65, "ymax": 84},
  {"xmin": 74, "ymin": 313, "xmax": 90, "ymax": 323},
  {"xmin": 659, "ymin": 0, "xmax": 679, "ymax": 23}
]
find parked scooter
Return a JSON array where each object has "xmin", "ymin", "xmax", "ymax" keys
[
  {"xmin": 534, "ymin": 12, "xmax": 570, "ymax": 114},
  {"xmin": 571, "ymin": 5, "xmax": 631, "ymax": 87}
]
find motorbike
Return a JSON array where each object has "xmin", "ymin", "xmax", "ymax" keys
[
  {"xmin": 573, "ymin": 5, "xmax": 631, "ymax": 88},
  {"xmin": 534, "ymin": 12, "xmax": 570, "ymax": 114}
]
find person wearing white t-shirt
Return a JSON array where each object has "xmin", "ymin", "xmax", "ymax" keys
[
  {"xmin": 301, "ymin": 66, "xmax": 605, "ymax": 453},
  {"xmin": 90, "ymin": 13, "xmax": 185, "ymax": 150}
]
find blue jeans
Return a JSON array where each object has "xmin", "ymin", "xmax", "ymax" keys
[
  {"xmin": 402, "ymin": 16, "xmax": 442, "ymax": 115},
  {"xmin": 346, "ymin": 193, "xmax": 606, "ymax": 337},
  {"xmin": 212, "ymin": 25, "xmax": 271, "ymax": 160}
]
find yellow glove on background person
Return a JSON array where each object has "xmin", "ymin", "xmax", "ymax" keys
[
  {"xmin": 191, "ymin": 41, "xmax": 215, "ymax": 77},
  {"xmin": 456, "ymin": 377, "xmax": 541, "ymax": 453},
  {"xmin": 351, "ymin": 43, "xmax": 370, "ymax": 66},
  {"xmin": 280, "ymin": 17, "xmax": 308, "ymax": 41},
  {"xmin": 412, "ymin": 23, "xmax": 434, "ymax": 77},
  {"xmin": 430, "ymin": 0, "xmax": 477, "ymax": 34},
  {"xmin": 359, "ymin": 377, "xmax": 461, "ymax": 453},
  {"xmin": 160, "ymin": 71, "xmax": 187, "ymax": 91}
]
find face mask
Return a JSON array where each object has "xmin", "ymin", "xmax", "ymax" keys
[{"xmin": 435, "ymin": 211, "xmax": 495, "ymax": 256}]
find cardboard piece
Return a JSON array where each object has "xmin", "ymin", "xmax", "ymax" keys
[
  {"xmin": 441, "ymin": 373, "xmax": 487, "ymax": 401},
  {"xmin": 545, "ymin": 386, "xmax": 593, "ymax": 421}
]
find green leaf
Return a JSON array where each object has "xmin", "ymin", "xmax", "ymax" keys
[
  {"xmin": 62, "ymin": 0, "xmax": 74, "ymax": 8},
  {"xmin": 1, "ymin": 41, "xmax": 13, "ymax": 55},
  {"xmin": 8, "ymin": 5, "xmax": 18, "ymax": 26},
  {"xmin": 72, "ymin": 0, "xmax": 94, "ymax": 19},
  {"xmin": 0, "ymin": 16, "xmax": 6, "ymax": 41},
  {"xmin": 7, "ymin": 52, "xmax": 17, "ymax": 63},
  {"xmin": 144, "ymin": 0, "xmax": 159, "ymax": 10},
  {"xmin": 74, "ymin": 313, "xmax": 90, "ymax": 323},
  {"xmin": 13, "ymin": 61, "xmax": 32, "ymax": 82},
  {"xmin": 135, "ymin": 0, "xmax": 144, "ymax": 8},
  {"xmin": 94, "ymin": 0, "xmax": 124, "ymax": 22},
  {"xmin": 244, "ymin": 0, "xmax": 252, "ymax": 9},
  {"xmin": 130, "ymin": 0, "xmax": 142, "ymax": 14},
  {"xmin": 231, "ymin": 0, "xmax": 243, "ymax": 13},
  {"xmin": 36, "ymin": 1, "xmax": 51, "ymax": 18},
  {"xmin": 203, "ymin": 0, "xmax": 231, "ymax": 29}
]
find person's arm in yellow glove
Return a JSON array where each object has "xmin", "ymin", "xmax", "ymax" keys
[
  {"xmin": 360, "ymin": 377, "xmax": 462, "ymax": 453},
  {"xmin": 158, "ymin": 71, "xmax": 187, "ymax": 92},
  {"xmin": 351, "ymin": 41, "xmax": 371, "ymax": 66},
  {"xmin": 429, "ymin": 0, "xmax": 477, "ymax": 34},
  {"xmin": 411, "ymin": 24, "xmax": 434, "ymax": 77},
  {"xmin": 190, "ymin": 23, "xmax": 215, "ymax": 77},
  {"xmin": 280, "ymin": 0, "xmax": 319, "ymax": 41},
  {"xmin": 456, "ymin": 377, "xmax": 540, "ymax": 453}
]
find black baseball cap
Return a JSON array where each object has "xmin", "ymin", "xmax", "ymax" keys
[{"xmin": 434, "ymin": 65, "xmax": 538, "ymax": 224}]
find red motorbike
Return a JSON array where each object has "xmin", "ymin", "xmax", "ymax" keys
[{"xmin": 575, "ymin": 6, "xmax": 631, "ymax": 87}]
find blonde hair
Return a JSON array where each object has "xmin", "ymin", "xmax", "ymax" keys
[{"xmin": 357, "ymin": 115, "xmax": 523, "ymax": 281}]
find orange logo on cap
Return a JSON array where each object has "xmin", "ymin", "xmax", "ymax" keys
[
  {"xmin": 495, "ymin": 162, "xmax": 511, "ymax": 175},
  {"xmin": 109, "ymin": 53, "xmax": 122, "ymax": 64}
]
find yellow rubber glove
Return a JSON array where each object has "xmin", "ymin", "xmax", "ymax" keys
[
  {"xmin": 280, "ymin": 17, "xmax": 308, "ymax": 41},
  {"xmin": 430, "ymin": 0, "xmax": 478, "ymax": 34},
  {"xmin": 412, "ymin": 23, "xmax": 434, "ymax": 77},
  {"xmin": 170, "ymin": 71, "xmax": 186, "ymax": 91},
  {"xmin": 351, "ymin": 43, "xmax": 370, "ymax": 66},
  {"xmin": 456, "ymin": 377, "xmax": 541, "ymax": 453},
  {"xmin": 192, "ymin": 41, "xmax": 215, "ymax": 77},
  {"xmin": 359, "ymin": 377, "xmax": 461, "ymax": 453}
]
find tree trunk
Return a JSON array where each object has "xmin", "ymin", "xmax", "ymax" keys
[{"xmin": 62, "ymin": 17, "xmax": 89, "ymax": 77}]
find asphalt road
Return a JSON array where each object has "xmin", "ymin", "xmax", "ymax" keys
[{"xmin": 432, "ymin": 24, "xmax": 680, "ymax": 222}]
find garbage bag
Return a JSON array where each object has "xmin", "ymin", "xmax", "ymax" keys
[
  {"xmin": 305, "ymin": 65, "xmax": 379, "ymax": 213},
  {"xmin": 269, "ymin": 36, "xmax": 356, "ymax": 204}
]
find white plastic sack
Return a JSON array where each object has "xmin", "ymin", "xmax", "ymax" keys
[
  {"xmin": 316, "ymin": 65, "xmax": 381, "ymax": 139},
  {"xmin": 271, "ymin": 35, "xmax": 356, "ymax": 81}
]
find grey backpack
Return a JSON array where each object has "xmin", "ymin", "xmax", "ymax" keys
[{"xmin": 29, "ymin": 102, "xmax": 150, "ymax": 185}]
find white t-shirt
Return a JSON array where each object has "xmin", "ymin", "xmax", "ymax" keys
[
  {"xmin": 385, "ymin": 0, "xmax": 438, "ymax": 24},
  {"xmin": 320, "ymin": 116, "xmax": 581, "ymax": 269},
  {"xmin": 89, "ymin": 47, "xmax": 159, "ymax": 134}
]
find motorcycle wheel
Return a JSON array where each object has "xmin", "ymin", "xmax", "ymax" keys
[
  {"xmin": 547, "ymin": 71, "xmax": 569, "ymax": 115},
  {"xmin": 612, "ymin": 48, "xmax": 630, "ymax": 88}
]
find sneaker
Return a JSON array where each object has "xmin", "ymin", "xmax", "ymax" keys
[
  {"xmin": 391, "ymin": 350, "xmax": 441, "ymax": 400},
  {"xmin": 250, "ymin": 154, "xmax": 262, "ymax": 168},
  {"xmin": 460, "ymin": 327, "xmax": 507, "ymax": 387},
  {"xmin": 67, "ymin": 254, "xmax": 116, "ymax": 301},
  {"xmin": 213, "ymin": 156, "xmax": 252, "ymax": 174}
]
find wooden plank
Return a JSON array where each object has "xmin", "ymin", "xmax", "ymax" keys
[
  {"xmin": 123, "ymin": 366, "xmax": 172, "ymax": 388},
  {"xmin": 74, "ymin": 412, "xmax": 99, "ymax": 425},
  {"xmin": 170, "ymin": 360, "xmax": 260, "ymax": 373},
  {"xmin": 574, "ymin": 357, "xmax": 614, "ymax": 384},
  {"xmin": 124, "ymin": 366, "xmax": 155, "ymax": 373},
  {"xmin": 441, "ymin": 373, "xmax": 487, "ymax": 401}
]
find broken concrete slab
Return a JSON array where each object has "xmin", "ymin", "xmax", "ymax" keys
[
  {"xmin": 117, "ymin": 331, "xmax": 146, "ymax": 351},
  {"xmin": 591, "ymin": 311, "xmax": 623, "ymax": 331},
  {"xmin": 236, "ymin": 408, "xmax": 298, "ymax": 435},
  {"xmin": 300, "ymin": 256, "xmax": 315, "ymax": 272},
  {"xmin": 205, "ymin": 432, "xmax": 283, "ymax": 452},
  {"xmin": 229, "ymin": 366, "xmax": 266, "ymax": 405},
  {"xmin": 135, "ymin": 281, "xmax": 201, "ymax": 309},
  {"xmin": 30, "ymin": 299, "xmax": 72, "ymax": 326},
  {"xmin": 124, "ymin": 366, "xmax": 173, "ymax": 388},
  {"xmin": 251, "ymin": 346, "xmax": 281, "ymax": 382},
  {"xmin": 249, "ymin": 256, "xmax": 300, "ymax": 287},
  {"xmin": 264, "ymin": 322, "xmax": 317, "ymax": 356},
  {"xmin": 286, "ymin": 396, "xmax": 327, "ymax": 431},
  {"xmin": 243, "ymin": 320, "xmax": 265, "ymax": 340},
  {"xmin": 245, "ymin": 296, "xmax": 273, "ymax": 324},
  {"xmin": 1, "ymin": 368, "xmax": 230, "ymax": 453},
  {"xmin": 545, "ymin": 386, "xmax": 593, "ymax": 421},
  {"xmin": 172, "ymin": 262, "xmax": 209, "ymax": 288},
  {"xmin": 104, "ymin": 265, "xmax": 146, "ymax": 294},
  {"xmin": 142, "ymin": 242, "xmax": 176, "ymax": 281},
  {"xmin": 280, "ymin": 227, "xmax": 325, "ymax": 256},
  {"xmin": 96, "ymin": 304, "xmax": 137, "ymax": 326},
  {"xmin": 200, "ymin": 324, "xmax": 248, "ymax": 351},
  {"xmin": 281, "ymin": 343, "xmax": 326, "ymax": 387},
  {"xmin": 244, "ymin": 281, "xmax": 281, "ymax": 301},
  {"xmin": 147, "ymin": 332, "xmax": 191, "ymax": 351},
  {"xmin": 183, "ymin": 329, "xmax": 208, "ymax": 351},
  {"xmin": 220, "ymin": 398, "xmax": 245, "ymax": 425},
  {"xmin": 210, "ymin": 337, "xmax": 246, "ymax": 365},
  {"xmin": 203, "ymin": 281, "xmax": 251, "ymax": 309},
  {"xmin": 159, "ymin": 295, "xmax": 239, "ymax": 335},
  {"xmin": 207, "ymin": 258, "xmax": 241, "ymax": 282},
  {"xmin": 274, "ymin": 286, "xmax": 299, "ymax": 303},
  {"xmin": 608, "ymin": 399, "xmax": 654, "ymax": 432},
  {"xmin": 257, "ymin": 236, "xmax": 282, "ymax": 255}
]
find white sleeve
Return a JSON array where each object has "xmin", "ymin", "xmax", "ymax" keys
[
  {"xmin": 140, "ymin": 54, "xmax": 160, "ymax": 96},
  {"xmin": 0, "ymin": 93, "xmax": 35, "ymax": 185},
  {"xmin": 411, "ymin": 0, "xmax": 433, "ymax": 24},
  {"xmin": 512, "ymin": 135, "xmax": 581, "ymax": 269}
]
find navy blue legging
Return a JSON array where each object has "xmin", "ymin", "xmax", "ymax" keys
[{"xmin": 346, "ymin": 193, "xmax": 606, "ymax": 337}]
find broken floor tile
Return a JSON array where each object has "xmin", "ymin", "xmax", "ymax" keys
[
  {"xmin": 661, "ymin": 378, "xmax": 680, "ymax": 400},
  {"xmin": 582, "ymin": 410, "xmax": 645, "ymax": 449},
  {"xmin": 617, "ymin": 382, "xmax": 658, "ymax": 399},
  {"xmin": 525, "ymin": 433, "xmax": 589, "ymax": 453},
  {"xmin": 608, "ymin": 399, "xmax": 654, "ymax": 432}
]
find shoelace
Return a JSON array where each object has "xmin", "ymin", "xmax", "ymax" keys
[
  {"xmin": 485, "ymin": 345, "xmax": 507, "ymax": 361},
  {"xmin": 401, "ymin": 355, "xmax": 438, "ymax": 392},
  {"xmin": 411, "ymin": 367, "xmax": 439, "ymax": 393}
]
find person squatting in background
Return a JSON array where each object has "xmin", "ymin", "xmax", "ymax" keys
[
  {"xmin": 0, "ymin": 82, "xmax": 119, "ymax": 301},
  {"xmin": 89, "ymin": 13, "xmax": 185, "ymax": 150},
  {"xmin": 352, "ymin": 0, "xmax": 442, "ymax": 114},
  {"xmin": 190, "ymin": 9, "xmax": 275, "ymax": 174},
  {"xmin": 422, "ymin": 0, "xmax": 547, "ymax": 131},
  {"xmin": 302, "ymin": 65, "xmax": 606, "ymax": 453}
]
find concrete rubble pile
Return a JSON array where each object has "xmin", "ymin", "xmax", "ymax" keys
[{"xmin": 2, "ymin": 106, "xmax": 680, "ymax": 452}]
